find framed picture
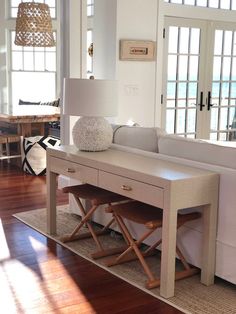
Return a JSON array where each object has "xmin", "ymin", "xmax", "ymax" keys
[{"xmin": 119, "ymin": 40, "xmax": 155, "ymax": 61}]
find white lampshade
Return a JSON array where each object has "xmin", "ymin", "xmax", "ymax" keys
[
  {"xmin": 63, "ymin": 78, "xmax": 118, "ymax": 117},
  {"xmin": 63, "ymin": 78, "xmax": 118, "ymax": 151}
]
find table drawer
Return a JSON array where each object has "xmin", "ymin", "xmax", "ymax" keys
[
  {"xmin": 99, "ymin": 171, "xmax": 164, "ymax": 208},
  {"xmin": 50, "ymin": 157, "xmax": 98, "ymax": 186}
]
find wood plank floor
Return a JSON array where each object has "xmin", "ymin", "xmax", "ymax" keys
[{"xmin": 0, "ymin": 163, "xmax": 184, "ymax": 314}]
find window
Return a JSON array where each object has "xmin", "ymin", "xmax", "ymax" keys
[
  {"xmin": 10, "ymin": 31, "xmax": 57, "ymax": 109},
  {"xmin": 4, "ymin": 0, "xmax": 59, "ymax": 114},
  {"xmin": 87, "ymin": 0, "xmax": 94, "ymax": 77},
  {"xmin": 87, "ymin": 30, "xmax": 93, "ymax": 77},
  {"xmin": 162, "ymin": 12, "xmax": 236, "ymax": 141},
  {"xmin": 10, "ymin": 0, "xmax": 56, "ymax": 18},
  {"xmin": 87, "ymin": 0, "xmax": 94, "ymax": 17},
  {"xmin": 210, "ymin": 29, "xmax": 236, "ymax": 140},
  {"xmin": 165, "ymin": 25, "xmax": 200, "ymax": 137},
  {"xmin": 164, "ymin": 0, "xmax": 236, "ymax": 10}
]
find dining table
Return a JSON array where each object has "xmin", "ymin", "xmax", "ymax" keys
[{"xmin": 0, "ymin": 113, "xmax": 60, "ymax": 137}]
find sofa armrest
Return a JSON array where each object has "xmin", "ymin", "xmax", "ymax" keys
[{"xmin": 112, "ymin": 125, "xmax": 166, "ymax": 153}]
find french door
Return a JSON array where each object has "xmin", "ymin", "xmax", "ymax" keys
[{"xmin": 163, "ymin": 17, "xmax": 236, "ymax": 141}]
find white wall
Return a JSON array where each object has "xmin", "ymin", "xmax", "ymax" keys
[
  {"xmin": 93, "ymin": 0, "xmax": 117, "ymax": 80},
  {"xmin": 60, "ymin": 0, "xmax": 87, "ymax": 145},
  {"xmin": 94, "ymin": 0, "xmax": 158, "ymax": 127}
]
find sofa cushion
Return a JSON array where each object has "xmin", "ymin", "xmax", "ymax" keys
[
  {"xmin": 112, "ymin": 125, "xmax": 166, "ymax": 153},
  {"xmin": 158, "ymin": 135, "xmax": 236, "ymax": 169}
]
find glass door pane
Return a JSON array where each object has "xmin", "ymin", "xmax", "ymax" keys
[
  {"xmin": 210, "ymin": 27, "xmax": 236, "ymax": 141},
  {"xmin": 163, "ymin": 19, "xmax": 236, "ymax": 141},
  {"xmin": 164, "ymin": 18, "xmax": 206, "ymax": 138}
]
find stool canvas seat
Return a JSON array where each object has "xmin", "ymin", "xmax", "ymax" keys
[
  {"xmin": 61, "ymin": 184, "xmax": 130, "ymax": 258},
  {"xmin": 106, "ymin": 201, "xmax": 201, "ymax": 290}
]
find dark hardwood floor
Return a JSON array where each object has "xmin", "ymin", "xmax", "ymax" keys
[{"xmin": 0, "ymin": 163, "xmax": 184, "ymax": 314}]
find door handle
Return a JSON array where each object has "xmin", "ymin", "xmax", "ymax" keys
[
  {"xmin": 207, "ymin": 91, "xmax": 215, "ymax": 111},
  {"xmin": 198, "ymin": 91, "xmax": 205, "ymax": 111}
]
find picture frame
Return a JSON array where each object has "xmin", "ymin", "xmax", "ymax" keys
[{"xmin": 119, "ymin": 40, "xmax": 155, "ymax": 61}]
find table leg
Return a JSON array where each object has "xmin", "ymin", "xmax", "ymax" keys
[
  {"xmin": 201, "ymin": 202, "xmax": 218, "ymax": 285},
  {"xmin": 47, "ymin": 166, "xmax": 57, "ymax": 235},
  {"xmin": 38, "ymin": 123, "xmax": 45, "ymax": 135},
  {"xmin": 160, "ymin": 208, "xmax": 178, "ymax": 298},
  {"xmin": 18, "ymin": 123, "xmax": 32, "ymax": 137},
  {"xmin": 33, "ymin": 122, "xmax": 45, "ymax": 136}
]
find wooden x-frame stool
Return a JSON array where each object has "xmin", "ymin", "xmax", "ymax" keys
[
  {"xmin": 106, "ymin": 201, "xmax": 201, "ymax": 289},
  {"xmin": 61, "ymin": 184, "xmax": 129, "ymax": 258}
]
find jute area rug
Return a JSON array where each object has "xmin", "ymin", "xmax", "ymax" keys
[{"xmin": 14, "ymin": 205, "xmax": 236, "ymax": 314}]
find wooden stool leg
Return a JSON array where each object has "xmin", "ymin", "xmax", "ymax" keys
[
  {"xmin": 60, "ymin": 196, "xmax": 129, "ymax": 259},
  {"xmin": 60, "ymin": 197, "xmax": 114, "ymax": 255},
  {"xmin": 107, "ymin": 215, "xmax": 156, "ymax": 284},
  {"xmin": 144, "ymin": 239, "xmax": 162, "ymax": 256},
  {"xmin": 91, "ymin": 211, "xmax": 129, "ymax": 260},
  {"xmin": 60, "ymin": 203, "xmax": 100, "ymax": 245},
  {"xmin": 147, "ymin": 268, "xmax": 199, "ymax": 290},
  {"xmin": 105, "ymin": 212, "xmax": 158, "ymax": 265},
  {"xmin": 176, "ymin": 246, "xmax": 191, "ymax": 270},
  {"xmin": 73, "ymin": 198, "xmax": 111, "ymax": 253},
  {"xmin": 92, "ymin": 211, "xmax": 135, "ymax": 260},
  {"xmin": 99, "ymin": 202, "xmax": 120, "ymax": 234}
]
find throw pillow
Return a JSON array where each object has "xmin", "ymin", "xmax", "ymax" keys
[
  {"xmin": 22, "ymin": 136, "xmax": 60, "ymax": 175},
  {"xmin": 19, "ymin": 99, "xmax": 40, "ymax": 105},
  {"xmin": 40, "ymin": 98, "xmax": 60, "ymax": 107},
  {"xmin": 18, "ymin": 98, "xmax": 60, "ymax": 107}
]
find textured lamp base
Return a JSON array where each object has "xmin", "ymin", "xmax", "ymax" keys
[{"xmin": 72, "ymin": 117, "xmax": 113, "ymax": 151}]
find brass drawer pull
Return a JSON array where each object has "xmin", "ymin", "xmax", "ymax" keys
[
  {"xmin": 67, "ymin": 168, "xmax": 76, "ymax": 173},
  {"xmin": 121, "ymin": 185, "xmax": 132, "ymax": 191}
]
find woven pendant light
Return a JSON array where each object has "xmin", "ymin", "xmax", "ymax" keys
[{"xmin": 15, "ymin": 2, "xmax": 55, "ymax": 47}]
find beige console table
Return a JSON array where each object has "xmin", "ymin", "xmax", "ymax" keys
[
  {"xmin": 46, "ymin": 145, "xmax": 219, "ymax": 298},
  {"xmin": 0, "ymin": 113, "xmax": 60, "ymax": 137}
]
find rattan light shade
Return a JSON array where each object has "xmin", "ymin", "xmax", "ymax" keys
[{"xmin": 15, "ymin": 2, "xmax": 55, "ymax": 47}]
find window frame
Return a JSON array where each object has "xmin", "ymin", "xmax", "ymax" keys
[
  {"xmin": 3, "ymin": 0, "xmax": 61, "ymax": 114},
  {"xmin": 87, "ymin": 0, "xmax": 94, "ymax": 17},
  {"xmin": 86, "ymin": 0, "xmax": 94, "ymax": 77},
  {"xmin": 8, "ymin": 0, "xmax": 57, "ymax": 19},
  {"xmin": 164, "ymin": 0, "xmax": 236, "ymax": 10}
]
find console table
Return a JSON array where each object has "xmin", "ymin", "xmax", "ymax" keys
[{"xmin": 46, "ymin": 145, "xmax": 219, "ymax": 298}]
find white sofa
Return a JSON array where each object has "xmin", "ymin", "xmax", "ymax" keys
[
  {"xmin": 67, "ymin": 125, "xmax": 236, "ymax": 285},
  {"xmin": 157, "ymin": 134, "xmax": 236, "ymax": 285}
]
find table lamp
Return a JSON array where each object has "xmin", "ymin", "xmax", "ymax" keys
[{"xmin": 63, "ymin": 78, "xmax": 118, "ymax": 151}]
